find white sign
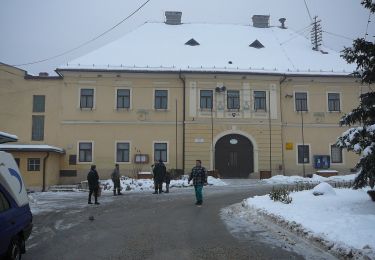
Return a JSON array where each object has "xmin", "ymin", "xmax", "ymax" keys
[{"xmin": 195, "ymin": 138, "xmax": 204, "ymax": 143}]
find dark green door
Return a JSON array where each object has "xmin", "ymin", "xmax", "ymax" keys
[{"xmin": 215, "ymin": 134, "xmax": 253, "ymax": 178}]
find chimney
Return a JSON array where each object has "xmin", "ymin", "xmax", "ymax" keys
[
  {"xmin": 279, "ymin": 18, "xmax": 286, "ymax": 29},
  {"xmin": 165, "ymin": 11, "xmax": 182, "ymax": 25},
  {"xmin": 38, "ymin": 72, "xmax": 49, "ymax": 77},
  {"xmin": 252, "ymin": 15, "xmax": 270, "ymax": 28}
]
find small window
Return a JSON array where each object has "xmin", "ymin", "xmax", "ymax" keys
[
  {"xmin": 328, "ymin": 93, "xmax": 340, "ymax": 112},
  {"xmin": 297, "ymin": 145, "xmax": 310, "ymax": 164},
  {"xmin": 80, "ymin": 89, "xmax": 94, "ymax": 109},
  {"xmin": 295, "ymin": 92, "xmax": 308, "ymax": 111},
  {"xmin": 331, "ymin": 145, "xmax": 343, "ymax": 163},
  {"xmin": 33, "ymin": 95, "xmax": 45, "ymax": 112},
  {"xmin": 28, "ymin": 158, "xmax": 41, "ymax": 171},
  {"xmin": 227, "ymin": 90, "xmax": 240, "ymax": 109},
  {"xmin": 32, "ymin": 115, "xmax": 44, "ymax": 141},
  {"xmin": 155, "ymin": 90, "xmax": 168, "ymax": 109},
  {"xmin": 117, "ymin": 89, "xmax": 130, "ymax": 109},
  {"xmin": 200, "ymin": 90, "xmax": 213, "ymax": 109},
  {"xmin": 79, "ymin": 142, "xmax": 93, "ymax": 162},
  {"xmin": 249, "ymin": 39, "xmax": 264, "ymax": 49},
  {"xmin": 154, "ymin": 143, "xmax": 167, "ymax": 162},
  {"xmin": 185, "ymin": 38, "xmax": 200, "ymax": 46},
  {"xmin": 0, "ymin": 191, "xmax": 10, "ymax": 212},
  {"xmin": 254, "ymin": 91, "xmax": 266, "ymax": 111},
  {"xmin": 116, "ymin": 142, "xmax": 130, "ymax": 162}
]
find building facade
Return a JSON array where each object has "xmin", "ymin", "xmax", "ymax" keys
[{"xmin": 0, "ymin": 12, "xmax": 364, "ymax": 189}]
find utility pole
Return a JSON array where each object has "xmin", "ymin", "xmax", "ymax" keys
[
  {"xmin": 211, "ymin": 105, "xmax": 214, "ymax": 171},
  {"xmin": 311, "ymin": 16, "xmax": 322, "ymax": 51},
  {"xmin": 300, "ymin": 100, "xmax": 306, "ymax": 177}
]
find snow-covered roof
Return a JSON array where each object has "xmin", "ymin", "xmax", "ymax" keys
[
  {"xmin": 0, "ymin": 144, "xmax": 65, "ymax": 154},
  {"xmin": 59, "ymin": 22, "xmax": 355, "ymax": 76},
  {"xmin": 0, "ymin": 131, "xmax": 18, "ymax": 144}
]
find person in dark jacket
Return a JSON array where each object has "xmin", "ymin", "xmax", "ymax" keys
[
  {"xmin": 165, "ymin": 170, "xmax": 171, "ymax": 193},
  {"xmin": 87, "ymin": 165, "xmax": 100, "ymax": 205},
  {"xmin": 152, "ymin": 159, "xmax": 166, "ymax": 194},
  {"xmin": 111, "ymin": 164, "xmax": 122, "ymax": 196},
  {"xmin": 188, "ymin": 160, "xmax": 207, "ymax": 205}
]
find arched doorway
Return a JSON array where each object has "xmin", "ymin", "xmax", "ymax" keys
[{"xmin": 215, "ymin": 134, "xmax": 254, "ymax": 178}]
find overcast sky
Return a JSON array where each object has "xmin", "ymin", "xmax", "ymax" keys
[{"xmin": 0, "ymin": 0, "xmax": 373, "ymax": 75}]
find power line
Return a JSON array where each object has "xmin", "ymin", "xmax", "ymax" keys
[
  {"xmin": 280, "ymin": 24, "xmax": 313, "ymax": 45},
  {"xmin": 322, "ymin": 30, "xmax": 354, "ymax": 41},
  {"xmin": 303, "ymin": 0, "xmax": 313, "ymax": 22},
  {"xmin": 13, "ymin": 0, "xmax": 151, "ymax": 67}
]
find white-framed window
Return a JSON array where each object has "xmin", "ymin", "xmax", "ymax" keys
[
  {"xmin": 116, "ymin": 88, "xmax": 131, "ymax": 109},
  {"xmin": 294, "ymin": 92, "xmax": 308, "ymax": 111},
  {"xmin": 33, "ymin": 95, "xmax": 45, "ymax": 113},
  {"xmin": 254, "ymin": 90, "xmax": 266, "ymax": 111},
  {"xmin": 331, "ymin": 144, "xmax": 343, "ymax": 163},
  {"xmin": 327, "ymin": 92, "xmax": 341, "ymax": 112},
  {"xmin": 227, "ymin": 90, "xmax": 240, "ymax": 109},
  {"xmin": 297, "ymin": 144, "xmax": 310, "ymax": 164},
  {"xmin": 154, "ymin": 90, "xmax": 168, "ymax": 109},
  {"xmin": 200, "ymin": 90, "xmax": 213, "ymax": 109},
  {"xmin": 79, "ymin": 88, "xmax": 95, "ymax": 109},
  {"xmin": 153, "ymin": 142, "xmax": 168, "ymax": 163},
  {"xmin": 31, "ymin": 115, "xmax": 44, "ymax": 141},
  {"xmin": 27, "ymin": 158, "xmax": 40, "ymax": 171},
  {"xmin": 78, "ymin": 141, "xmax": 94, "ymax": 163},
  {"xmin": 115, "ymin": 141, "xmax": 130, "ymax": 163}
]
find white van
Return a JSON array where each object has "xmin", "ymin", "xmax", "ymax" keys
[{"xmin": 0, "ymin": 132, "xmax": 33, "ymax": 260}]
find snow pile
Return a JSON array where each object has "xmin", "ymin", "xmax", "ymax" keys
[
  {"xmin": 100, "ymin": 176, "xmax": 226, "ymax": 192},
  {"xmin": 312, "ymin": 182, "xmax": 336, "ymax": 196},
  {"xmin": 243, "ymin": 187, "xmax": 375, "ymax": 258},
  {"xmin": 263, "ymin": 174, "xmax": 355, "ymax": 185}
]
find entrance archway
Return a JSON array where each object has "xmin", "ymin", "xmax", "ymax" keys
[{"xmin": 215, "ymin": 134, "xmax": 254, "ymax": 178}]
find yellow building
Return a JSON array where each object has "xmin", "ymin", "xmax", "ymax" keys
[{"xmin": 0, "ymin": 12, "xmax": 363, "ymax": 190}]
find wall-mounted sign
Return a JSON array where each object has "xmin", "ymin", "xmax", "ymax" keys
[
  {"xmin": 195, "ymin": 138, "xmax": 204, "ymax": 143},
  {"xmin": 285, "ymin": 142, "xmax": 293, "ymax": 150}
]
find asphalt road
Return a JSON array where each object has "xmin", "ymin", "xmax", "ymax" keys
[{"xmin": 24, "ymin": 183, "xmax": 325, "ymax": 260}]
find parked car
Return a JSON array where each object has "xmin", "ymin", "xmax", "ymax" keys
[{"xmin": 0, "ymin": 133, "xmax": 32, "ymax": 260}]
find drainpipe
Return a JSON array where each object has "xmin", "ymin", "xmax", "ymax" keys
[
  {"xmin": 42, "ymin": 152, "xmax": 50, "ymax": 192},
  {"xmin": 279, "ymin": 74, "xmax": 287, "ymax": 175},
  {"xmin": 178, "ymin": 71, "xmax": 186, "ymax": 173}
]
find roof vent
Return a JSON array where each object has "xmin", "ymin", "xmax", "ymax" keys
[
  {"xmin": 249, "ymin": 39, "xmax": 264, "ymax": 49},
  {"xmin": 252, "ymin": 15, "xmax": 270, "ymax": 28},
  {"xmin": 165, "ymin": 11, "xmax": 182, "ymax": 25},
  {"xmin": 185, "ymin": 38, "xmax": 200, "ymax": 46},
  {"xmin": 279, "ymin": 18, "xmax": 286, "ymax": 29}
]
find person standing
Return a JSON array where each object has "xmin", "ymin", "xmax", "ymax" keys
[
  {"xmin": 152, "ymin": 159, "xmax": 166, "ymax": 194},
  {"xmin": 188, "ymin": 160, "xmax": 207, "ymax": 206},
  {"xmin": 111, "ymin": 164, "xmax": 122, "ymax": 196},
  {"xmin": 165, "ymin": 170, "xmax": 171, "ymax": 193},
  {"xmin": 87, "ymin": 165, "xmax": 100, "ymax": 205}
]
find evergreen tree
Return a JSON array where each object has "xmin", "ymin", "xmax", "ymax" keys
[{"xmin": 338, "ymin": 0, "xmax": 375, "ymax": 189}]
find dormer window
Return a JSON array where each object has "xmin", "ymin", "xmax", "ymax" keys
[
  {"xmin": 185, "ymin": 38, "xmax": 200, "ymax": 46},
  {"xmin": 249, "ymin": 39, "xmax": 264, "ymax": 49}
]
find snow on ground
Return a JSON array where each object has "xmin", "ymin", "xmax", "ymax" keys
[
  {"xmin": 262, "ymin": 174, "xmax": 356, "ymax": 185},
  {"xmin": 241, "ymin": 185, "xmax": 375, "ymax": 258},
  {"xmin": 100, "ymin": 176, "xmax": 226, "ymax": 193}
]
